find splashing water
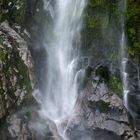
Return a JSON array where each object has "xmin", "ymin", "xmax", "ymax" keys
[
  {"xmin": 119, "ymin": 0, "xmax": 129, "ymax": 109},
  {"xmin": 39, "ymin": 0, "xmax": 86, "ymax": 137}
]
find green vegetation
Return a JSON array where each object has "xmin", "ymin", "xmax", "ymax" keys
[
  {"xmin": 14, "ymin": 51, "xmax": 34, "ymax": 105},
  {"xmin": 0, "ymin": 0, "xmax": 25, "ymax": 25},
  {"xmin": 88, "ymin": 0, "xmax": 106, "ymax": 8},
  {"xmin": 110, "ymin": 76, "xmax": 123, "ymax": 97},
  {"xmin": 0, "ymin": 37, "xmax": 33, "ymax": 107},
  {"xmin": 81, "ymin": 0, "xmax": 140, "ymax": 85},
  {"xmin": 0, "ymin": 0, "xmax": 139, "ymax": 59},
  {"xmin": 15, "ymin": 1, "xmax": 25, "ymax": 24},
  {"xmin": 127, "ymin": 0, "xmax": 140, "ymax": 57},
  {"xmin": 86, "ymin": 14, "xmax": 99, "ymax": 29},
  {"xmin": 0, "ymin": 48, "xmax": 5, "ymax": 60},
  {"xmin": 81, "ymin": 0, "xmax": 120, "ymax": 62},
  {"xmin": 83, "ymin": 0, "xmax": 139, "ymax": 97},
  {"xmin": 0, "ymin": 36, "xmax": 4, "ymax": 44}
]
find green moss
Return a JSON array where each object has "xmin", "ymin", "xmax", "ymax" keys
[
  {"xmin": 10, "ymin": 53, "xmax": 33, "ymax": 105},
  {"xmin": 23, "ymin": 91, "xmax": 36, "ymax": 106},
  {"xmin": 0, "ymin": 36, "xmax": 4, "ymax": 44},
  {"xmin": 109, "ymin": 53, "xmax": 120, "ymax": 64},
  {"xmin": 0, "ymin": 0, "xmax": 3, "ymax": 21},
  {"xmin": 87, "ymin": 15, "xmax": 99, "ymax": 29},
  {"xmin": 2, "ymin": 44, "xmax": 33, "ymax": 105},
  {"xmin": 88, "ymin": 0, "xmax": 106, "ymax": 8},
  {"xmin": 18, "ymin": 63, "xmax": 34, "ymax": 105},
  {"xmin": 0, "ymin": 0, "xmax": 25, "ymax": 25},
  {"xmin": 15, "ymin": 4, "xmax": 25, "ymax": 24},
  {"xmin": 0, "ymin": 48, "xmax": 5, "ymax": 60},
  {"xmin": 17, "ymin": 62, "xmax": 32, "ymax": 93},
  {"xmin": 110, "ymin": 76, "xmax": 123, "ymax": 97},
  {"xmin": 127, "ymin": 0, "xmax": 140, "ymax": 57},
  {"xmin": 81, "ymin": 0, "xmax": 117, "ymax": 54},
  {"xmin": 7, "ymin": 47, "xmax": 12, "ymax": 54}
]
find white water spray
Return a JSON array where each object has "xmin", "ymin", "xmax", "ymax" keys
[
  {"xmin": 120, "ymin": 0, "xmax": 129, "ymax": 109},
  {"xmin": 39, "ymin": 0, "xmax": 86, "ymax": 138}
]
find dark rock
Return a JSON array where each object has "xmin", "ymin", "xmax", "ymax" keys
[
  {"xmin": 125, "ymin": 58, "xmax": 140, "ymax": 131},
  {"xmin": 64, "ymin": 69, "xmax": 139, "ymax": 140},
  {"xmin": 94, "ymin": 64, "xmax": 110, "ymax": 82},
  {"xmin": 85, "ymin": 66, "xmax": 93, "ymax": 77},
  {"xmin": 127, "ymin": 93, "xmax": 140, "ymax": 130},
  {"xmin": 68, "ymin": 128, "xmax": 123, "ymax": 140}
]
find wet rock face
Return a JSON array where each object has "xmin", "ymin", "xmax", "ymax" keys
[
  {"xmin": 125, "ymin": 59, "xmax": 140, "ymax": 131},
  {"xmin": 0, "ymin": 21, "xmax": 36, "ymax": 140},
  {"xmin": 0, "ymin": 106, "xmax": 54, "ymax": 140},
  {"xmin": 65, "ymin": 67, "xmax": 140, "ymax": 140},
  {"xmin": 0, "ymin": 21, "xmax": 33, "ymax": 117},
  {"xmin": 68, "ymin": 128, "xmax": 123, "ymax": 140},
  {"xmin": 0, "ymin": 21, "xmax": 54, "ymax": 140}
]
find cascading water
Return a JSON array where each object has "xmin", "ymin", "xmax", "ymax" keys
[
  {"xmin": 120, "ymin": 0, "xmax": 129, "ymax": 109},
  {"xmin": 39, "ymin": 0, "xmax": 86, "ymax": 138}
]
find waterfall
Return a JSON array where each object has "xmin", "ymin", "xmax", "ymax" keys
[
  {"xmin": 38, "ymin": 0, "xmax": 86, "ymax": 138},
  {"xmin": 120, "ymin": 0, "xmax": 129, "ymax": 109}
]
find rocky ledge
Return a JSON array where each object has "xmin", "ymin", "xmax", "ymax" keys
[{"xmin": 64, "ymin": 66, "xmax": 140, "ymax": 140}]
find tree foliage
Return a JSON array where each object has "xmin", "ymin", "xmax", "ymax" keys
[{"xmin": 127, "ymin": 0, "xmax": 140, "ymax": 57}]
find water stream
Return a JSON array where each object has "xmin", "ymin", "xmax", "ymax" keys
[
  {"xmin": 120, "ymin": 0, "xmax": 129, "ymax": 109},
  {"xmin": 40, "ymin": 0, "xmax": 86, "ymax": 138},
  {"xmin": 35, "ymin": 0, "xmax": 130, "ymax": 139}
]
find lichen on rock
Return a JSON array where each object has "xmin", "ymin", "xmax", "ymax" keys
[{"xmin": 0, "ymin": 21, "xmax": 35, "ymax": 120}]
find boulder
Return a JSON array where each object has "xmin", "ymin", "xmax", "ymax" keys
[
  {"xmin": 0, "ymin": 21, "xmax": 36, "ymax": 140},
  {"xmin": 65, "ymin": 67, "xmax": 140, "ymax": 140}
]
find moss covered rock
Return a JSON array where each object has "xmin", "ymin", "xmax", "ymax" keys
[
  {"xmin": 0, "ymin": 21, "xmax": 35, "ymax": 120},
  {"xmin": 0, "ymin": 0, "xmax": 25, "ymax": 25}
]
